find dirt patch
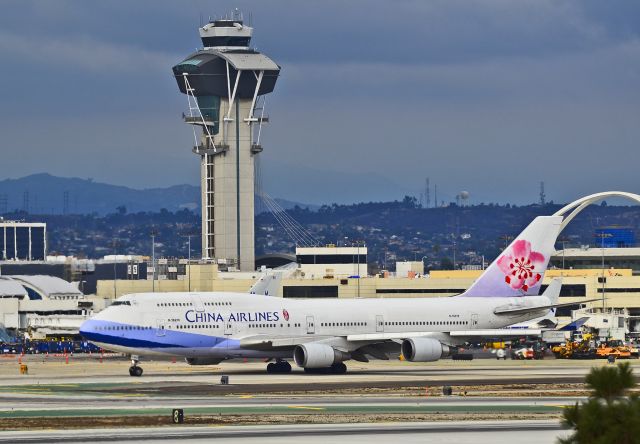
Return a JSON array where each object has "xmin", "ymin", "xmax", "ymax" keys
[
  {"xmin": 259, "ymin": 383, "xmax": 588, "ymax": 398},
  {"xmin": 0, "ymin": 412, "xmax": 563, "ymax": 431}
]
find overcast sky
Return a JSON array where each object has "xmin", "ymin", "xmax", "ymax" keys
[{"xmin": 0, "ymin": 1, "xmax": 638, "ymax": 205}]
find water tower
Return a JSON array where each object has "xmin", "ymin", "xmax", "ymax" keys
[{"xmin": 172, "ymin": 13, "xmax": 280, "ymax": 271}]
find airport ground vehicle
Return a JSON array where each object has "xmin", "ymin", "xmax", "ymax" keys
[
  {"xmin": 596, "ymin": 340, "xmax": 634, "ymax": 359},
  {"xmin": 552, "ymin": 333, "xmax": 597, "ymax": 359},
  {"xmin": 511, "ymin": 341, "xmax": 545, "ymax": 360}
]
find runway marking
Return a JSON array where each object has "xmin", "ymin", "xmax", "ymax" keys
[
  {"xmin": 287, "ymin": 406, "xmax": 326, "ymax": 411},
  {"xmin": 239, "ymin": 395, "xmax": 254, "ymax": 399}
]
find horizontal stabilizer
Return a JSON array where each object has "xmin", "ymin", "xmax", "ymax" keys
[
  {"xmin": 494, "ymin": 299, "xmax": 601, "ymax": 316},
  {"xmin": 559, "ymin": 317, "xmax": 590, "ymax": 331}
]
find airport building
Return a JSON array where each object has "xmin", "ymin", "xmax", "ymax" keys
[
  {"xmin": 0, "ymin": 275, "xmax": 102, "ymax": 339},
  {"xmin": 0, "ymin": 220, "xmax": 46, "ymax": 261},
  {"xmin": 295, "ymin": 246, "xmax": 367, "ymax": 279}
]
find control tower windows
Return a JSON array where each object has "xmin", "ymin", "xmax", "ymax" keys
[
  {"xmin": 196, "ymin": 95, "xmax": 220, "ymax": 134},
  {"xmin": 201, "ymin": 36, "xmax": 250, "ymax": 48}
]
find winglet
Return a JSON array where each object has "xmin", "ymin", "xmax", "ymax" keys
[{"xmin": 460, "ymin": 216, "xmax": 563, "ymax": 297}]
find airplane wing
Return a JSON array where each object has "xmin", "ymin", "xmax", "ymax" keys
[
  {"xmin": 240, "ymin": 334, "xmax": 336, "ymax": 349},
  {"xmin": 241, "ymin": 328, "xmax": 541, "ymax": 355}
]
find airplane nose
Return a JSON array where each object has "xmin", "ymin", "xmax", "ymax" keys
[{"xmin": 79, "ymin": 319, "xmax": 92, "ymax": 338}]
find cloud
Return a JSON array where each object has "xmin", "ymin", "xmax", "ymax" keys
[
  {"xmin": 0, "ymin": 0, "xmax": 638, "ymax": 205},
  {"xmin": 0, "ymin": 30, "xmax": 178, "ymax": 75}
]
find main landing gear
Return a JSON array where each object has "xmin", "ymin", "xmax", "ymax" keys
[
  {"xmin": 303, "ymin": 363, "xmax": 347, "ymax": 375},
  {"xmin": 266, "ymin": 360, "xmax": 292, "ymax": 374},
  {"xmin": 129, "ymin": 356, "xmax": 143, "ymax": 377}
]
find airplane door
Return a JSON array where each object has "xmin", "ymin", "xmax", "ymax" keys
[
  {"xmin": 470, "ymin": 313, "xmax": 479, "ymax": 329},
  {"xmin": 306, "ymin": 316, "xmax": 315, "ymax": 334},
  {"xmin": 376, "ymin": 315, "xmax": 384, "ymax": 333},
  {"xmin": 224, "ymin": 321, "xmax": 233, "ymax": 336},
  {"xmin": 156, "ymin": 319, "xmax": 166, "ymax": 337},
  {"xmin": 191, "ymin": 294, "xmax": 205, "ymax": 312}
]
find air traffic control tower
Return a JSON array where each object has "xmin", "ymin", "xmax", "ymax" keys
[{"xmin": 172, "ymin": 16, "xmax": 280, "ymax": 271}]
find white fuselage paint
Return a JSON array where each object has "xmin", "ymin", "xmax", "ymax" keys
[{"xmin": 82, "ymin": 291, "xmax": 549, "ymax": 360}]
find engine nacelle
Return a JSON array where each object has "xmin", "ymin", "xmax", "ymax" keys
[
  {"xmin": 293, "ymin": 343, "xmax": 350, "ymax": 368},
  {"xmin": 185, "ymin": 357, "xmax": 224, "ymax": 366},
  {"xmin": 401, "ymin": 337, "xmax": 449, "ymax": 362}
]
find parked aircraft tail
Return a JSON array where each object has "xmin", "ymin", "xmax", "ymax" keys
[
  {"xmin": 460, "ymin": 216, "xmax": 563, "ymax": 297},
  {"xmin": 249, "ymin": 271, "xmax": 283, "ymax": 296}
]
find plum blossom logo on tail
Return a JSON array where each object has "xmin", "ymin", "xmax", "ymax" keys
[
  {"xmin": 282, "ymin": 309, "xmax": 290, "ymax": 321},
  {"xmin": 497, "ymin": 239, "xmax": 545, "ymax": 292}
]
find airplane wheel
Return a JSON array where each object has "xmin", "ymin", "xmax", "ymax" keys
[
  {"xmin": 331, "ymin": 363, "xmax": 347, "ymax": 374},
  {"xmin": 266, "ymin": 362, "xmax": 276, "ymax": 374},
  {"xmin": 135, "ymin": 366, "xmax": 143, "ymax": 377},
  {"xmin": 279, "ymin": 361, "xmax": 292, "ymax": 373},
  {"xmin": 128, "ymin": 366, "xmax": 135, "ymax": 377}
]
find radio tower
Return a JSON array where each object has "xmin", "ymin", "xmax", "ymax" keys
[
  {"xmin": 63, "ymin": 191, "xmax": 70, "ymax": 215},
  {"xmin": 425, "ymin": 178, "xmax": 430, "ymax": 208},
  {"xmin": 23, "ymin": 191, "xmax": 29, "ymax": 214},
  {"xmin": 539, "ymin": 181, "xmax": 546, "ymax": 205},
  {"xmin": 172, "ymin": 11, "xmax": 280, "ymax": 271}
]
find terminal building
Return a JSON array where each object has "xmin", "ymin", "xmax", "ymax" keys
[{"xmin": 0, "ymin": 275, "xmax": 99, "ymax": 339}]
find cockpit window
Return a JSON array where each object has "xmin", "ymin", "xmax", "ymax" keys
[{"xmin": 111, "ymin": 301, "xmax": 131, "ymax": 306}]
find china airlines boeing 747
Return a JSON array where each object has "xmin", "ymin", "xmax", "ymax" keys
[{"xmin": 80, "ymin": 215, "xmax": 584, "ymax": 376}]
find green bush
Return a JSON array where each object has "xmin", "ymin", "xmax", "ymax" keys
[{"xmin": 559, "ymin": 362, "xmax": 640, "ymax": 444}]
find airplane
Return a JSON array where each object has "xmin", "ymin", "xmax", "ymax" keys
[{"xmin": 80, "ymin": 215, "xmax": 588, "ymax": 376}]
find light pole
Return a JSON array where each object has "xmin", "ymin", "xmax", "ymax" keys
[
  {"xmin": 112, "ymin": 238, "xmax": 118, "ymax": 298},
  {"xmin": 183, "ymin": 234, "xmax": 193, "ymax": 292},
  {"xmin": 595, "ymin": 232, "xmax": 613, "ymax": 311},
  {"xmin": 151, "ymin": 231, "xmax": 157, "ymax": 292}
]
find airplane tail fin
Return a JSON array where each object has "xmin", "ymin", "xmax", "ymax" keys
[
  {"xmin": 460, "ymin": 216, "xmax": 563, "ymax": 298},
  {"xmin": 249, "ymin": 271, "xmax": 283, "ymax": 296}
]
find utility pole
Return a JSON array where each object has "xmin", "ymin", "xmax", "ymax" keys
[
  {"xmin": 596, "ymin": 232, "xmax": 612, "ymax": 311},
  {"xmin": 112, "ymin": 239, "xmax": 118, "ymax": 298},
  {"xmin": 151, "ymin": 230, "xmax": 157, "ymax": 292},
  {"xmin": 183, "ymin": 234, "xmax": 193, "ymax": 292},
  {"xmin": 425, "ymin": 178, "xmax": 430, "ymax": 209},
  {"xmin": 434, "ymin": 184, "xmax": 438, "ymax": 208}
]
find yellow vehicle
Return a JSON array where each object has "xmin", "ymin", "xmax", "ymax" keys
[{"xmin": 552, "ymin": 333, "xmax": 596, "ymax": 359}]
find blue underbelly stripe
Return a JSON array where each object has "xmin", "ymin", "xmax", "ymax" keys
[{"xmin": 79, "ymin": 320, "xmax": 235, "ymax": 349}]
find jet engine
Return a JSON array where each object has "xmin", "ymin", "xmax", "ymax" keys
[
  {"xmin": 185, "ymin": 357, "xmax": 224, "ymax": 366},
  {"xmin": 293, "ymin": 343, "xmax": 350, "ymax": 368},
  {"xmin": 401, "ymin": 337, "xmax": 449, "ymax": 362}
]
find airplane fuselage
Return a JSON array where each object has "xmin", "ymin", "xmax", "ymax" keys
[{"xmin": 80, "ymin": 291, "xmax": 548, "ymax": 359}]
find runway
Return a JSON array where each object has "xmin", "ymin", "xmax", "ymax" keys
[
  {"xmin": 0, "ymin": 421, "xmax": 569, "ymax": 444},
  {"xmin": 0, "ymin": 356, "xmax": 607, "ymax": 438}
]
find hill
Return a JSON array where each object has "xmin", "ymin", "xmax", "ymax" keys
[{"xmin": 0, "ymin": 174, "xmax": 315, "ymax": 215}]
